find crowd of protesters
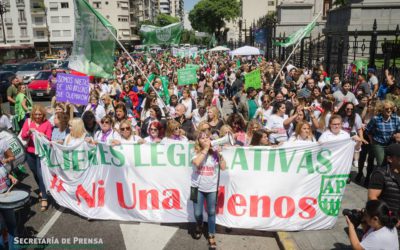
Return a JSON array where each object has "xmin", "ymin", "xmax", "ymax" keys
[{"xmin": 1, "ymin": 50, "xmax": 400, "ymax": 249}]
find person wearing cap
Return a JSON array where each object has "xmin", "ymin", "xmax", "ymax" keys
[
  {"xmin": 368, "ymin": 143, "xmax": 400, "ymax": 221},
  {"xmin": 367, "ymin": 68, "xmax": 379, "ymax": 100}
]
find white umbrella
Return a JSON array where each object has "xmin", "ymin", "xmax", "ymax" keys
[
  {"xmin": 229, "ymin": 46, "xmax": 261, "ymax": 56},
  {"xmin": 209, "ymin": 46, "xmax": 230, "ymax": 52}
]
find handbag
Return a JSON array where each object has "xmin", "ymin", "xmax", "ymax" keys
[
  {"xmin": 17, "ymin": 119, "xmax": 31, "ymax": 148},
  {"xmin": 190, "ymin": 186, "xmax": 198, "ymax": 203}
]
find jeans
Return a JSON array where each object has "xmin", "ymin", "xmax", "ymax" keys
[
  {"xmin": 26, "ymin": 153, "xmax": 48, "ymax": 199},
  {"xmin": 0, "ymin": 209, "xmax": 17, "ymax": 250},
  {"xmin": 371, "ymin": 144, "xmax": 387, "ymax": 168},
  {"xmin": 193, "ymin": 191, "xmax": 217, "ymax": 235}
]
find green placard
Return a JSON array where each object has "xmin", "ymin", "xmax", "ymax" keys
[
  {"xmin": 245, "ymin": 69, "xmax": 262, "ymax": 90},
  {"xmin": 186, "ymin": 64, "xmax": 200, "ymax": 69},
  {"xmin": 178, "ymin": 68, "xmax": 197, "ymax": 86}
]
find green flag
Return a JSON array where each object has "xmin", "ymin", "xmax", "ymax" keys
[
  {"xmin": 209, "ymin": 33, "xmax": 217, "ymax": 49},
  {"xmin": 140, "ymin": 22, "xmax": 183, "ymax": 45},
  {"xmin": 273, "ymin": 13, "xmax": 320, "ymax": 48},
  {"xmin": 68, "ymin": 0, "xmax": 116, "ymax": 78},
  {"xmin": 354, "ymin": 59, "xmax": 368, "ymax": 73}
]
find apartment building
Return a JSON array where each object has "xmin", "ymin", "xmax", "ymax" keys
[
  {"xmin": 0, "ymin": 0, "xmax": 34, "ymax": 48},
  {"xmin": 159, "ymin": 0, "xmax": 170, "ymax": 14},
  {"xmin": 170, "ymin": 0, "xmax": 183, "ymax": 21}
]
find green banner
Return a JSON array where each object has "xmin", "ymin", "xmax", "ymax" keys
[
  {"xmin": 178, "ymin": 68, "xmax": 197, "ymax": 86},
  {"xmin": 140, "ymin": 22, "xmax": 183, "ymax": 45},
  {"xmin": 354, "ymin": 59, "xmax": 368, "ymax": 73},
  {"xmin": 68, "ymin": 0, "xmax": 116, "ymax": 78},
  {"xmin": 245, "ymin": 69, "xmax": 262, "ymax": 90}
]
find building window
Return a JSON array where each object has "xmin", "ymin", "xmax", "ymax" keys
[
  {"xmin": 268, "ymin": 1, "xmax": 274, "ymax": 6},
  {"xmin": 118, "ymin": 16, "xmax": 129, "ymax": 22},
  {"xmin": 49, "ymin": 2, "xmax": 58, "ymax": 10},
  {"xmin": 93, "ymin": 1, "xmax": 101, "ymax": 8},
  {"xmin": 20, "ymin": 27, "xmax": 27, "ymax": 37},
  {"xmin": 18, "ymin": 10, "xmax": 26, "ymax": 21},
  {"xmin": 117, "ymin": 1, "xmax": 129, "ymax": 9},
  {"xmin": 51, "ymin": 16, "xmax": 59, "ymax": 23},
  {"xmin": 52, "ymin": 30, "xmax": 61, "ymax": 37},
  {"xmin": 34, "ymin": 17, "xmax": 44, "ymax": 24},
  {"xmin": 62, "ymin": 16, "xmax": 70, "ymax": 23},
  {"xmin": 7, "ymin": 27, "xmax": 12, "ymax": 36},
  {"xmin": 61, "ymin": 2, "xmax": 69, "ymax": 8},
  {"xmin": 63, "ymin": 30, "xmax": 71, "ymax": 37},
  {"xmin": 36, "ymin": 30, "xmax": 45, "ymax": 38}
]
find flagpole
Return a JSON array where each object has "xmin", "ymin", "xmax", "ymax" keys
[
  {"xmin": 271, "ymin": 11, "xmax": 322, "ymax": 86},
  {"xmin": 103, "ymin": 26, "xmax": 169, "ymax": 112}
]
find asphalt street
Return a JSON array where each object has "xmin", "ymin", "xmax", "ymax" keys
[{"xmin": 9, "ymin": 99, "xmax": 280, "ymax": 250}]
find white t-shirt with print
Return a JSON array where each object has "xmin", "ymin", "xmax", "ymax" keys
[
  {"xmin": 266, "ymin": 114, "xmax": 288, "ymax": 143},
  {"xmin": 342, "ymin": 113, "xmax": 362, "ymax": 134},
  {"xmin": 191, "ymin": 153, "xmax": 219, "ymax": 192},
  {"xmin": 0, "ymin": 139, "xmax": 10, "ymax": 193}
]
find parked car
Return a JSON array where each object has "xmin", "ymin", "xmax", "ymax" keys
[
  {"xmin": 0, "ymin": 64, "xmax": 21, "ymax": 73},
  {"xmin": 16, "ymin": 62, "xmax": 53, "ymax": 84},
  {"xmin": 46, "ymin": 59, "xmax": 64, "ymax": 68},
  {"xmin": 0, "ymin": 71, "xmax": 16, "ymax": 102},
  {"xmin": 27, "ymin": 70, "xmax": 65, "ymax": 100}
]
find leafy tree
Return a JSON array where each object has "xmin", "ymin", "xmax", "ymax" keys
[
  {"xmin": 189, "ymin": 0, "xmax": 240, "ymax": 42},
  {"xmin": 156, "ymin": 14, "xmax": 180, "ymax": 26}
]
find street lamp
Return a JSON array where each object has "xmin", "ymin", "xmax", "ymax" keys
[{"xmin": 0, "ymin": 0, "xmax": 7, "ymax": 44}]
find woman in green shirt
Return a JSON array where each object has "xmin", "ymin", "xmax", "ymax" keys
[{"xmin": 15, "ymin": 84, "xmax": 32, "ymax": 130}]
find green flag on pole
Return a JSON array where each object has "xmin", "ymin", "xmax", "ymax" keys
[
  {"xmin": 68, "ymin": 0, "xmax": 116, "ymax": 78},
  {"xmin": 273, "ymin": 13, "xmax": 319, "ymax": 48},
  {"xmin": 140, "ymin": 22, "xmax": 183, "ymax": 45}
]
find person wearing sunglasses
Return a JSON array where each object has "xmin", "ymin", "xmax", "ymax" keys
[
  {"xmin": 365, "ymin": 100, "xmax": 400, "ymax": 167},
  {"xmin": 90, "ymin": 115, "xmax": 120, "ymax": 145},
  {"xmin": 112, "ymin": 119, "xmax": 144, "ymax": 145},
  {"xmin": 160, "ymin": 120, "xmax": 188, "ymax": 144},
  {"xmin": 144, "ymin": 120, "xmax": 164, "ymax": 143},
  {"xmin": 191, "ymin": 131, "xmax": 226, "ymax": 249},
  {"xmin": 20, "ymin": 104, "xmax": 52, "ymax": 211}
]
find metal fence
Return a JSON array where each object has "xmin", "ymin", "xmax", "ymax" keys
[{"xmin": 283, "ymin": 19, "xmax": 400, "ymax": 81}]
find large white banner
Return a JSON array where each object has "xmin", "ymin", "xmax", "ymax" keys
[{"xmin": 34, "ymin": 134, "xmax": 355, "ymax": 231}]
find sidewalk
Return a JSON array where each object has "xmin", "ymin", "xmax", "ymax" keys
[{"xmin": 276, "ymin": 168, "xmax": 367, "ymax": 250}]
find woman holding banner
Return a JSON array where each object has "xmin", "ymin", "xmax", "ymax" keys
[
  {"xmin": 112, "ymin": 119, "xmax": 144, "ymax": 144},
  {"xmin": 20, "ymin": 104, "xmax": 52, "ymax": 211},
  {"xmin": 191, "ymin": 130, "xmax": 226, "ymax": 249}
]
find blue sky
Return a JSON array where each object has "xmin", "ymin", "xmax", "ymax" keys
[{"xmin": 185, "ymin": 0, "xmax": 200, "ymax": 12}]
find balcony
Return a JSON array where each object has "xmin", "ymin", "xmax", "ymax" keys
[
  {"xmin": 18, "ymin": 18, "xmax": 28, "ymax": 25},
  {"xmin": 31, "ymin": 8, "xmax": 45, "ymax": 15},
  {"xmin": 32, "ymin": 22, "xmax": 46, "ymax": 28},
  {"xmin": 16, "ymin": 1, "xmax": 25, "ymax": 8}
]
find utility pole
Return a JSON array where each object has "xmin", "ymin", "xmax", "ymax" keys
[{"xmin": 0, "ymin": 0, "xmax": 7, "ymax": 44}]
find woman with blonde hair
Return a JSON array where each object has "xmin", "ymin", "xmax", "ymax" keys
[
  {"xmin": 64, "ymin": 118, "xmax": 87, "ymax": 146},
  {"xmin": 288, "ymin": 121, "xmax": 316, "ymax": 142},
  {"xmin": 20, "ymin": 104, "xmax": 52, "ymax": 211},
  {"xmin": 191, "ymin": 130, "xmax": 226, "ymax": 248},
  {"xmin": 207, "ymin": 106, "xmax": 223, "ymax": 137},
  {"xmin": 101, "ymin": 94, "xmax": 115, "ymax": 116},
  {"xmin": 112, "ymin": 119, "xmax": 144, "ymax": 144},
  {"xmin": 245, "ymin": 119, "xmax": 262, "ymax": 146},
  {"xmin": 160, "ymin": 119, "xmax": 188, "ymax": 143}
]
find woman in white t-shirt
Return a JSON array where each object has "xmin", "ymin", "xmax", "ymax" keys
[
  {"xmin": 111, "ymin": 119, "xmax": 144, "ymax": 145},
  {"xmin": 318, "ymin": 115, "xmax": 362, "ymax": 149},
  {"xmin": 0, "ymin": 108, "xmax": 12, "ymax": 131},
  {"xmin": 191, "ymin": 130, "xmax": 226, "ymax": 248},
  {"xmin": 160, "ymin": 120, "xmax": 188, "ymax": 144},
  {"xmin": 346, "ymin": 200, "xmax": 399, "ymax": 250},
  {"xmin": 266, "ymin": 101, "xmax": 289, "ymax": 144},
  {"xmin": 64, "ymin": 118, "xmax": 88, "ymax": 146}
]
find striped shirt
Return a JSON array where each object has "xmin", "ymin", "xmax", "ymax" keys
[{"xmin": 365, "ymin": 114, "xmax": 400, "ymax": 145}]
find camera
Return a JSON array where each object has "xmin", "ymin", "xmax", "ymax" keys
[{"xmin": 342, "ymin": 209, "xmax": 364, "ymax": 228}]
